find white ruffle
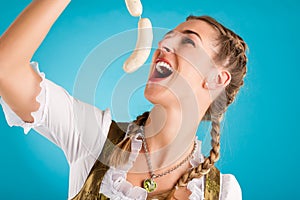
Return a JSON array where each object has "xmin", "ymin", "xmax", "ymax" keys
[
  {"xmin": 100, "ymin": 124, "xmax": 206, "ymax": 200},
  {"xmin": 190, "ymin": 139, "xmax": 205, "ymax": 168},
  {"xmin": 187, "ymin": 138, "xmax": 205, "ymax": 200},
  {"xmin": 0, "ymin": 62, "xmax": 47, "ymax": 134},
  {"xmin": 187, "ymin": 176, "xmax": 205, "ymax": 200},
  {"xmin": 100, "ymin": 123, "xmax": 147, "ymax": 200}
]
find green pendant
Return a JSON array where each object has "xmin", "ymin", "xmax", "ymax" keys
[{"xmin": 143, "ymin": 178, "xmax": 157, "ymax": 193}]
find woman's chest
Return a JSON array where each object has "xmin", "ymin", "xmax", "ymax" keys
[{"xmin": 126, "ymin": 162, "xmax": 192, "ymax": 199}]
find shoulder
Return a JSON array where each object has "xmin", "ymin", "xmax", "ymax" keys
[{"xmin": 220, "ymin": 174, "xmax": 242, "ymax": 200}]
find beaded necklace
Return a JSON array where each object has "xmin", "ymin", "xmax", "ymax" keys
[{"xmin": 141, "ymin": 133, "xmax": 197, "ymax": 193}]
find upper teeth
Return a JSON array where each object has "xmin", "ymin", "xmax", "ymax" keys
[{"xmin": 155, "ymin": 61, "xmax": 173, "ymax": 74}]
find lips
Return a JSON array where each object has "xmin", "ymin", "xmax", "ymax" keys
[{"xmin": 149, "ymin": 59, "xmax": 174, "ymax": 82}]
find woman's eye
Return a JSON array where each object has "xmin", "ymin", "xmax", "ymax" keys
[{"xmin": 182, "ymin": 37, "xmax": 196, "ymax": 47}]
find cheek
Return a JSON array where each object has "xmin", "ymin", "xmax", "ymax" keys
[
  {"xmin": 177, "ymin": 48, "xmax": 214, "ymax": 77},
  {"xmin": 178, "ymin": 58, "xmax": 205, "ymax": 86}
]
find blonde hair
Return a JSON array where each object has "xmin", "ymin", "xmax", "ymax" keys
[
  {"xmin": 108, "ymin": 15, "xmax": 248, "ymax": 199},
  {"xmin": 174, "ymin": 16, "xmax": 248, "ymax": 189},
  {"xmin": 108, "ymin": 112, "xmax": 149, "ymax": 168}
]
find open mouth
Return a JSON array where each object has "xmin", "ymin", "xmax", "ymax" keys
[{"xmin": 150, "ymin": 60, "xmax": 174, "ymax": 81}]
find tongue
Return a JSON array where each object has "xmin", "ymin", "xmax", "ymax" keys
[
  {"xmin": 161, "ymin": 67, "xmax": 170, "ymax": 75},
  {"xmin": 155, "ymin": 67, "xmax": 172, "ymax": 78}
]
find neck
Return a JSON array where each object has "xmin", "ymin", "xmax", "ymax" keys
[{"xmin": 142, "ymin": 99, "xmax": 207, "ymax": 171}]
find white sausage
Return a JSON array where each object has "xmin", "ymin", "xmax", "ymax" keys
[
  {"xmin": 125, "ymin": 0, "xmax": 143, "ymax": 17},
  {"xmin": 123, "ymin": 18, "xmax": 153, "ymax": 73}
]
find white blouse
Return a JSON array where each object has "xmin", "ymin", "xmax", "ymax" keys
[{"xmin": 0, "ymin": 62, "xmax": 242, "ymax": 200}]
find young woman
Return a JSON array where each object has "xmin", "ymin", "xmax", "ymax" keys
[{"xmin": 0, "ymin": 0, "xmax": 247, "ymax": 199}]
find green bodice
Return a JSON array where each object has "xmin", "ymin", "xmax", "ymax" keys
[{"xmin": 71, "ymin": 121, "xmax": 220, "ymax": 200}]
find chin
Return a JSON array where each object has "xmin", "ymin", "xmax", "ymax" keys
[
  {"xmin": 144, "ymin": 83, "xmax": 177, "ymax": 107},
  {"xmin": 144, "ymin": 83, "xmax": 162, "ymax": 104}
]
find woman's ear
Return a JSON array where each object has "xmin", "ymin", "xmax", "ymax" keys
[
  {"xmin": 203, "ymin": 69, "xmax": 231, "ymax": 90},
  {"xmin": 217, "ymin": 69, "xmax": 231, "ymax": 87}
]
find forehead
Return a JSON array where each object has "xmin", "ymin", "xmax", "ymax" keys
[{"xmin": 174, "ymin": 19, "xmax": 218, "ymax": 55}]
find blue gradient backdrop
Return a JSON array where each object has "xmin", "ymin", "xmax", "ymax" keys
[{"xmin": 0, "ymin": 0, "xmax": 299, "ymax": 199}]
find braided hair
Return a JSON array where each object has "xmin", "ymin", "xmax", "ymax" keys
[
  {"xmin": 175, "ymin": 15, "xmax": 248, "ymax": 188},
  {"xmin": 108, "ymin": 15, "xmax": 248, "ymax": 200}
]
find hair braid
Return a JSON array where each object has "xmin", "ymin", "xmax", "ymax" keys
[
  {"xmin": 173, "ymin": 15, "xmax": 248, "ymax": 188},
  {"xmin": 176, "ymin": 105, "xmax": 224, "ymax": 187},
  {"xmin": 109, "ymin": 15, "xmax": 248, "ymax": 198},
  {"xmin": 134, "ymin": 111, "xmax": 150, "ymax": 126},
  {"xmin": 108, "ymin": 112, "xmax": 149, "ymax": 167}
]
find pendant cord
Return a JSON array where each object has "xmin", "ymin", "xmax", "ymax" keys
[{"xmin": 141, "ymin": 130, "xmax": 197, "ymax": 193}]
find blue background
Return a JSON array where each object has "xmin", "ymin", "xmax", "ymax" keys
[{"xmin": 0, "ymin": 0, "xmax": 299, "ymax": 199}]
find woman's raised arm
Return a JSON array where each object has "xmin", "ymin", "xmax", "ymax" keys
[{"xmin": 0, "ymin": 0, "xmax": 71, "ymax": 122}]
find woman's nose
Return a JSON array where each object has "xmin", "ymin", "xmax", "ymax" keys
[{"xmin": 158, "ymin": 40, "xmax": 174, "ymax": 54}]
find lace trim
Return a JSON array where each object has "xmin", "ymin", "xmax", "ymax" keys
[
  {"xmin": 100, "ymin": 123, "xmax": 206, "ymax": 199},
  {"xmin": 0, "ymin": 62, "xmax": 47, "ymax": 134},
  {"xmin": 187, "ymin": 176, "xmax": 205, "ymax": 200},
  {"xmin": 100, "ymin": 123, "xmax": 146, "ymax": 199}
]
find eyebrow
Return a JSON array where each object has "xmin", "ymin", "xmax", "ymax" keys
[
  {"xmin": 164, "ymin": 30, "xmax": 174, "ymax": 36},
  {"xmin": 164, "ymin": 30, "xmax": 202, "ymax": 41},
  {"xmin": 182, "ymin": 30, "xmax": 202, "ymax": 41}
]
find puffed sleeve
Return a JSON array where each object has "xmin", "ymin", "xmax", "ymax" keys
[
  {"xmin": 0, "ymin": 62, "xmax": 112, "ymax": 165},
  {"xmin": 220, "ymin": 174, "xmax": 242, "ymax": 200}
]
